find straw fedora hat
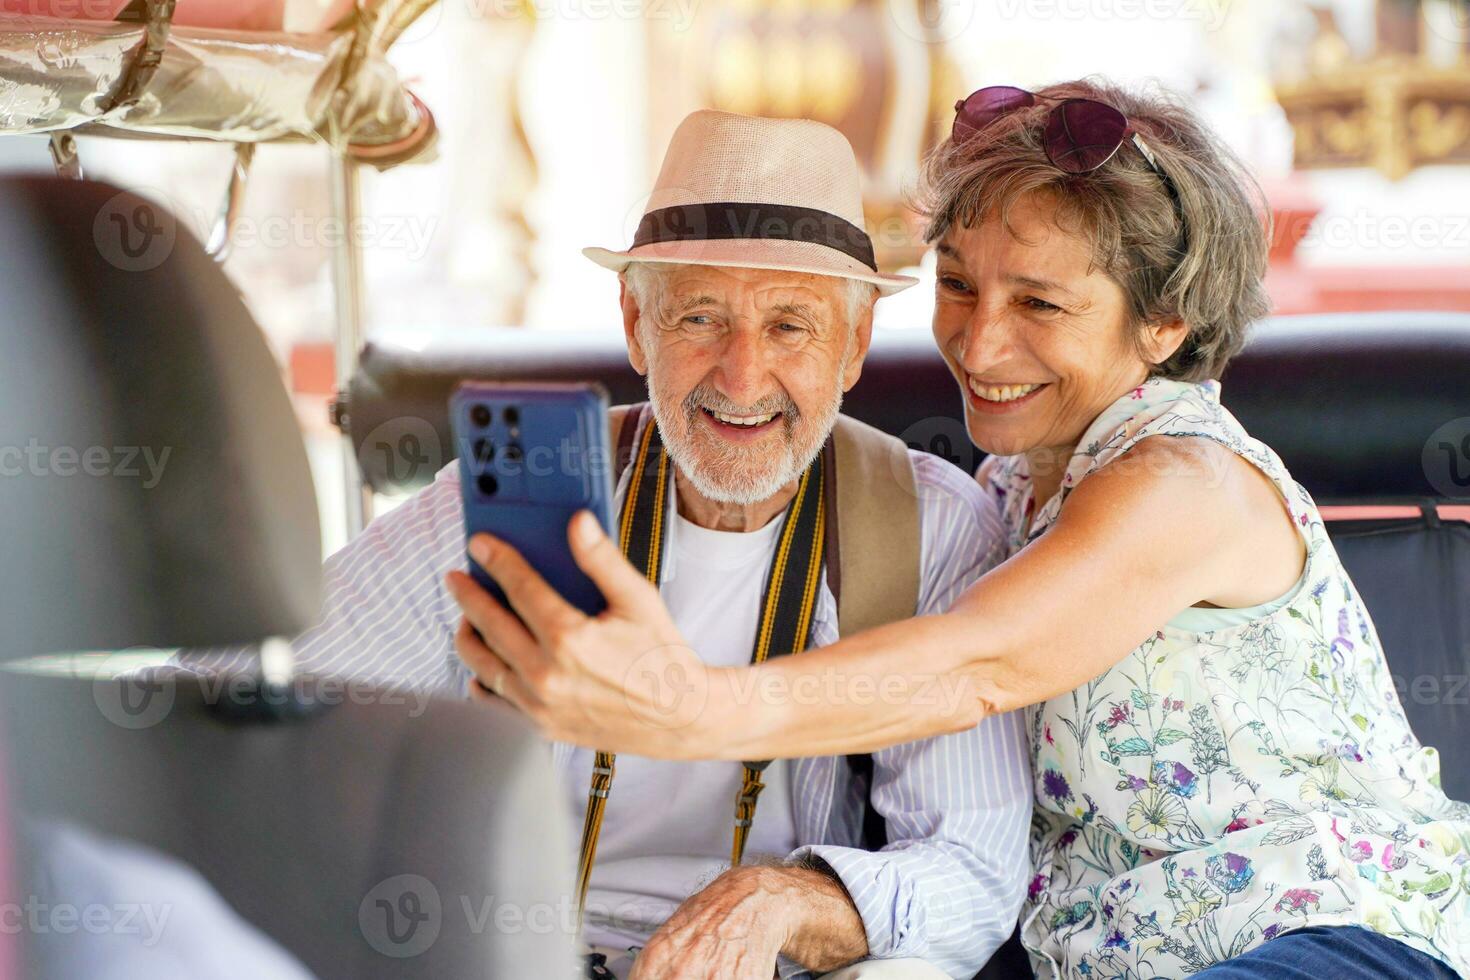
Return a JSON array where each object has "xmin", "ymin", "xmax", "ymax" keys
[{"xmin": 584, "ymin": 110, "xmax": 917, "ymax": 296}]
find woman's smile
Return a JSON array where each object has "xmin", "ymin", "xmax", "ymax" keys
[{"xmin": 966, "ymin": 377, "xmax": 1050, "ymax": 413}]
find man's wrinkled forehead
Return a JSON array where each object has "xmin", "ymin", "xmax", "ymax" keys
[{"xmin": 658, "ymin": 264, "xmax": 843, "ymax": 319}]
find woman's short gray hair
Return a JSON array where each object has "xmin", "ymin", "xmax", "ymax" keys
[
  {"xmin": 916, "ymin": 77, "xmax": 1271, "ymax": 381},
  {"xmin": 621, "ymin": 262, "xmax": 877, "ymax": 335}
]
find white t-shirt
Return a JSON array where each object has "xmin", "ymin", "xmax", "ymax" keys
[{"xmin": 567, "ymin": 509, "xmax": 801, "ymax": 953}]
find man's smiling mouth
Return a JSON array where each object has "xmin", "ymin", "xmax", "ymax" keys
[{"xmin": 701, "ymin": 406, "xmax": 782, "ymax": 431}]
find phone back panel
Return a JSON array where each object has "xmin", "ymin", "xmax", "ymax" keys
[{"xmin": 450, "ymin": 382, "xmax": 616, "ymax": 618}]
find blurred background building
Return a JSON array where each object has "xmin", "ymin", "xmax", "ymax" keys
[{"xmin": 2, "ymin": 0, "xmax": 1466, "ymax": 550}]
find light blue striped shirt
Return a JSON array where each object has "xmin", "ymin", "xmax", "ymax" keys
[{"xmin": 176, "ymin": 414, "xmax": 1032, "ymax": 978}]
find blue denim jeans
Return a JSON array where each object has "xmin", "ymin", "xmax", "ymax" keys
[{"xmin": 1192, "ymin": 926, "xmax": 1461, "ymax": 980}]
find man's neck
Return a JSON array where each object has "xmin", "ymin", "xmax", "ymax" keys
[{"xmin": 673, "ymin": 468, "xmax": 800, "ymax": 532}]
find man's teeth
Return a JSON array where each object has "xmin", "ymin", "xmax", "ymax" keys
[
  {"xmin": 709, "ymin": 409, "xmax": 778, "ymax": 427},
  {"xmin": 968, "ymin": 379, "xmax": 1043, "ymax": 403}
]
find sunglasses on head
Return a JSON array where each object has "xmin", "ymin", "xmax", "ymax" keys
[
  {"xmin": 951, "ymin": 85, "xmax": 1186, "ymax": 247},
  {"xmin": 953, "ymin": 85, "xmax": 1173, "ymax": 181}
]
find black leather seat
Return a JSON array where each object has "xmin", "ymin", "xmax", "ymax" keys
[
  {"xmin": 0, "ymin": 177, "xmax": 578, "ymax": 979},
  {"xmin": 346, "ymin": 312, "xmax": 1470, "ymax": 977},
  {"xmin": 346, "ymin": 313, "xmax": 1470, "ymax": 507}
]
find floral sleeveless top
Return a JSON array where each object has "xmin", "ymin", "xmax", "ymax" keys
[{"xmin": 981, "ymin": 378, "xmax": 1470, "ymax": 978}]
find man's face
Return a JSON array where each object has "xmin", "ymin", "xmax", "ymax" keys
[{"xmin": 622, "ymin": 264, "xmax": 873, "ymax": 505}]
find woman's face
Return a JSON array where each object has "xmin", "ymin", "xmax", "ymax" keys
[{"xmin": 932, "ymin": 191, "xmax": 1176, "ymax": 460}]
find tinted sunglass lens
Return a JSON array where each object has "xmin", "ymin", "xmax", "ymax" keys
[
  {"xmin": 953, "ymin": 86, "xmax": 1035, "ymax": 142},
  {"xmin": 1044, "ymin": 99, "xmax": 1128, "ymax": 173}
]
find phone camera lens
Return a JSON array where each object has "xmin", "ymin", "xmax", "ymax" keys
[
  {"xmin": 476, "ymin": 473, "xmax": 498, "ymax": 496},
  {"xmin": 470, "ymin": 404, "xmax": 492, "ymax": 427},
  {"xmin": 503, "ymin": 406, "xmax": 520, "ymax": 426},
  {"xmin": 473, "ymin": 438, "xmax": 495, "ymax": 463},
  {"xmin": 502, "ymin": 444, "xmax": 524, "ymax": 463}
]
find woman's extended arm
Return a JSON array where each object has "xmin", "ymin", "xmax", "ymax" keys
[{"xmin": 448, "ymin": 436, "xmax": 1303, "ymax": 760}]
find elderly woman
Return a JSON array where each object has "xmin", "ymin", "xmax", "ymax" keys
[{"xmin": 454, "ymin": 80, "xmax": 1470, "ymax": 978}]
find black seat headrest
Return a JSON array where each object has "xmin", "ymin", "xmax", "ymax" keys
[
  {"xmin": 347, "ymin": 312, "xmax": 1470, "ymax": 504},
  {"xmin": 1223, "ymin": 312, "xmax": 1470, "ymax": 503},
  {"xmin": 0, "ymin": 177, "xmax": 322, "ymax": 658}
]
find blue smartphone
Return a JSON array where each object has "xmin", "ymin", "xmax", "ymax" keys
[{"xmin": 450, "ymin": 381, "xmax": 616, "ymax": 617}]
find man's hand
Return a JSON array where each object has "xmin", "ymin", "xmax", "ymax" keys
[{"xmin": 630, "ymin": 865, "xmax": 868, "ymax": 980}]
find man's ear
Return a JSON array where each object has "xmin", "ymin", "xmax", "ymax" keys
[
  {"xmin": 840, "ymin": 297, "xmax": 876, "ymax": 392},
  {"xmin": 1140, "ymin": 315, "xmax": 1189, "ymax": 368},
  {"xmin": 620, "ymin": 279, "xmax": 649, "ymax": 376}
]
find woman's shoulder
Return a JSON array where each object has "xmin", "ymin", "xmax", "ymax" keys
[
  {"xmin": 1064, "ymin": 435, "xmax": 1248, "ymax": 535},
  {"xmin": 1093, "ymin": 434, "xmax": 1282, "ymax": 532},
  {"xmin": 1085, "ymin": 379, "xmax": 1233, "ymax": 452},
  {"xmin": 1092, "ymin": 432, "xmax": 1237, "ymax": 487},
  {"xmin": 1073, "ymin": 378, "xmax": 1289, "ymax": 485},
  {"xmin": 1079, "ymin": 377, "xmax": 1302, "ymax": 517}
]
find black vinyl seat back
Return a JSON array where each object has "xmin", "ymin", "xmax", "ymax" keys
[
  {"xmin": 1319, "ymin": 515, "xmax": 1470, "ymax": 800},
  {"xmin": 348, "ymin": 314, "xmax": 1470, "ymax": 502},
  {"xmin": 0, "ymin": 177, "xmax": 322, "ymax": 656}
]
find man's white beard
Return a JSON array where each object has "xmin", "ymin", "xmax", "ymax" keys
[{"xmin": 647, "ymin": 378, "xmax": 843, "ymax": 506}]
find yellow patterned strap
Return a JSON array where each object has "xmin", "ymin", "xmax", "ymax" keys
[
  {"xmin": 731, "ymin": 764, "xmax": 767, "ymax": 866},
  {"xmin": 574, "ymin": 752, "xmax": 615, "ymax": 923},
  {"xmin": 729, "ymin": 460, "xmax": 826, "ymax": 866},
  {"xmin": 574, "ymin": 413, "xmax": 827, "ymax": 918},
  {"xmin": 575, "ymin": 413, "xmax": 663, "ymax": 922}
]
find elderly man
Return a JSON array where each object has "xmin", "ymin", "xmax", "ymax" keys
[{"xmin": 180, "ymin": 110, "xmax": 1029, "ymax": 979}]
